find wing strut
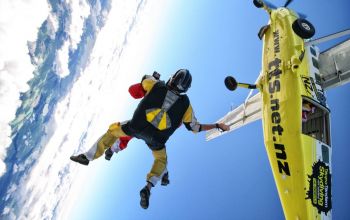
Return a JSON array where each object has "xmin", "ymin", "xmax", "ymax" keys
[{"xmin": 306, "ymin": 28, "xmax": 350, "ymax": 46}]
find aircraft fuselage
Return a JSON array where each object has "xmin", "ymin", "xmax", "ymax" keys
[{"xmin": 258, "ymin": 7, "xmax": 332, "ymax": 220}]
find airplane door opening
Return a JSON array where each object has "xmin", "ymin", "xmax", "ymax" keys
[{"xmin": 302, "ymin": 98, "xmax": 331, "ymax": 146}]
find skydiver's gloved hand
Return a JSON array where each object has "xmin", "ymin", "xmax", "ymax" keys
[
  {"xmin": 161, "ymin": 172, "xmax": 170, "ymax": 186},
  {"xmin": 105, "ymin": 136, "xmax": 133, "ymax": 161},
  {"xmin": 216, "ymin": 123, "xmax": 230, "ymax": 132},
  {"xmin": 105, "ymin": 148, "xmax": 114, "ymax": 161}
]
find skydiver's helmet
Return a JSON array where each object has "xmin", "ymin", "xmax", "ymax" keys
[{"xmin": 167, "ymin": 69, "xmax": 192, "ymax": 93}]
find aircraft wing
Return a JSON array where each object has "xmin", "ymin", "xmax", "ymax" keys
[
  {"xmin": 206, "ymin": 92, "xmax": 262, "ymax": 141},
  {"xmin": 319, "ymin": 38, "xmax": 350, "ymax": 90}
]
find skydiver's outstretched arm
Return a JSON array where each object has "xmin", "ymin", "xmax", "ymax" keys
[
  {"xmin": 182, "ymin": 104, "xmax": 229, "ymax": 133},
  {"xmin": 200, "ymin": 123, "xmax": 229, "ymax": 132}
]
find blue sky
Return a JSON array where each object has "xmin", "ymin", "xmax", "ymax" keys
[{"xmin": 69, "ymin": 1, "xmax": 350, "ymax": 219}]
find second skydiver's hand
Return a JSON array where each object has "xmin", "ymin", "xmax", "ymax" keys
[{"xmin": 216, "ymin": 123, "xmax": 229, "ymax": 132}]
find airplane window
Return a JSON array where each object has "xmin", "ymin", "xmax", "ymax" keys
[
  {"xmin": 312, "ymin": 57, "xmax": 319, "ymax": 69},
  {"xmin": 315, "ymin": 73, "xmax": 322, "ymax": 85},
  {"xmin": 302, "ymin": 99, "xmax": 330, "ymax": 145},
  {"xmin": 310, "ymin": 47, "xmax": 317, "ymax": 56},
  {"xmin": 322, "ymin": 144, "xmax": 330, "ymax": 163}
]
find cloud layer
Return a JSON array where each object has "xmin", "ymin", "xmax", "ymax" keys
[
  {"xmin": 1, "ymin": 0, "xmax": 171, "ymax": 219},
  {"xmin": 0, "ymin": 0, "xmax": 49, "ymax": 176}
]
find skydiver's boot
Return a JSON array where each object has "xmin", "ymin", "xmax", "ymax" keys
[
  {"xmin": 140, "ymin": 186, "xmax": 151, "ymax": 209},
  {"xmin": 105, "ymin": 148, "xmax": 114, "ymax": 161},
  {"xmin": 70, "ymin": 154, "xmax": 89, "ymax": 166},
  {"xmin": 161, "ymin": 172, "xmax": 170, "ymax": 186}
]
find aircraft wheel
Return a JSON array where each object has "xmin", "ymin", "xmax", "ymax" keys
[
  {"xmin": 292, "ymin": 18, "xmax": 315, "ymax": 39},
  {"xmin": 253, "ymin": 0, "xmax": 264, "ymax": 8},
  {"xmin": 225, "ymin": 76, "xmax": 238, "ymax": 91}
]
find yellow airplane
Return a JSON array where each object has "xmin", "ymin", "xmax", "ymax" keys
[{"xmin": 206, "ymin": 1, "xmax": 350, "ymax": 219}]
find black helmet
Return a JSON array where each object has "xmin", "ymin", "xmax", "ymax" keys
[{"xmin": 167, "ymin": 69, "xmax": 192, "ymax": 93}]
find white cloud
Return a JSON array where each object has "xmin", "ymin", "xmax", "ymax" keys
[
  {"xmin": 54, "ymin": 40, "xmax": 70, "ymax": 78},
  {"xmin": 0, "ymin": 0, "xmax": 49, "ymax": 176},
  {"xmin": 53, "ymin": 0, "xmax": 91, "ymax": 78},
  {"xmin": 2, "ymin": 206, "xmax": 10, "ymax": 215},
  {"xmin": 2, "ymin": 206, "xmax": 16, "ymax": 219},
  {"xmin": 12, "ymin": 164, "xmax": 18, "ymax": 173},
  {"xmin": 47, "ymin": 13, "xmax": 59, "ymax": 40},
  {"xmin": 66, "ymin": 0, "xmax": 91, "ymax": 50},
  {"xmin": 4, "ymin": 183, "xmax": 17, "ymax": 201}
]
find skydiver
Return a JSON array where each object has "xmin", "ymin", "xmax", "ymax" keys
[
  {"xmin": 103, "ymin": 71, "xmax": 160, "ymax": 161},
  {"xmin": 70, "ymin": 69, "xmax": 229, "ymax": 209},
  {"xmin": 302, "ymin": 100, "xmax": 316, "ymax": 122}
]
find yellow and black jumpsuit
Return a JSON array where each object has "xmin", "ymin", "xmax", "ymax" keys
[{"xmin": 85, "ymin": 76, "xmax": 201, "ymax": 186}]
